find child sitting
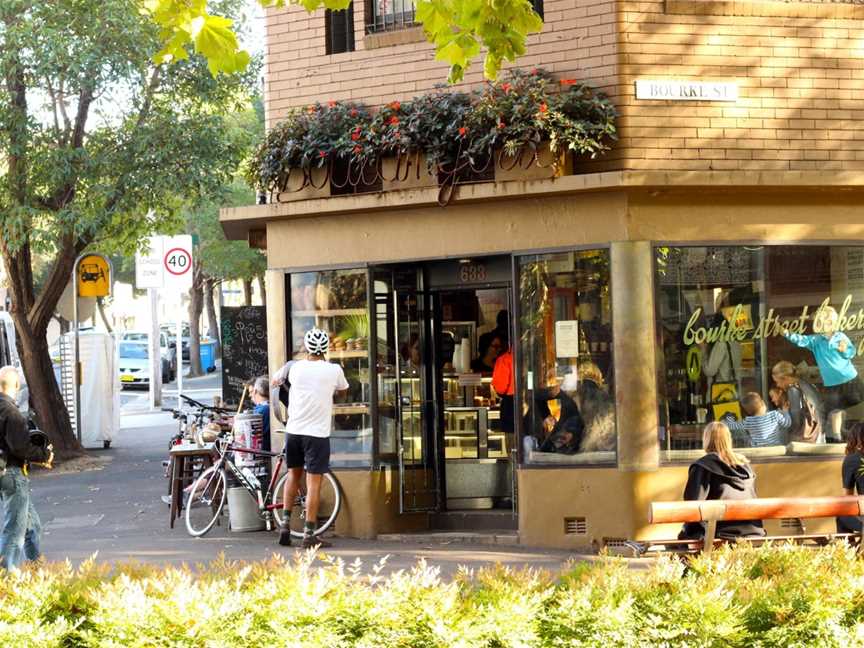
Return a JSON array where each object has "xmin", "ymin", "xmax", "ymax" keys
[{"xmin": 724, "ymin": 392, "xmax": 791, "ymax": 447}]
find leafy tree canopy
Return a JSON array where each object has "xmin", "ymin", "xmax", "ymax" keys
[{"xmin": 145, "ymin": 0, "xmax": 543, "ymax": 82}]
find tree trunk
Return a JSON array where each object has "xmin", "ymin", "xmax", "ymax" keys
[
  {"xmin": 243, "ymin": 278, "xmax": 253, "ymax": 306},
  {"xmin": 17, "ymin": 326, "xmax": 81, "ymax": 457},
  {"xmin": 257, "ymin": 274, "xmax": 266, "ymax": 306},
  {"xmin": 204, "ymin": 276, "xmax": 220, "ymax": 357},
  {"xmin": 187, "ymin": 261, "xmax": 204, "ymax": 377},
  {"xmin": 96, "ymin": 297, "xmax": 113, "ymax": 333}
]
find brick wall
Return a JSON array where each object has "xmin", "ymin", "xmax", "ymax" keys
[
  {"xmin": 265, "ymin": 0, "xmax": 864, "ymax": 173},
  {"xmin": 617, "ymin": 0, "xmax": 864, "ymax": 171},
  {"xmin": 264, "ymin": 0, "xmax": 621, "ymax": 122}
]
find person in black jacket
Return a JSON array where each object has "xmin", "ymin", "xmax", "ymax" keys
[
  {"xmin": 0, "ymin": 366, "xmax": 52, "ymax": 570},
  {"xmin": 837, "ymin": 422, "xmax": 864, "ymax": 534},
  {"xmin": 679, "ymin": 421, "xmax": 765, "ymax": 541}
]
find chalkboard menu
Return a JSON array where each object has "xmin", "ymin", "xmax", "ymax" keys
[{"xmin": 221, "ymin": 306, "xmax": 268, "ymax": 407}]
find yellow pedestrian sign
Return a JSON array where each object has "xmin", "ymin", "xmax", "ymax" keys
[{"xmin": 76, "ymin": 254, "xmax": 112, "ymax": 298}]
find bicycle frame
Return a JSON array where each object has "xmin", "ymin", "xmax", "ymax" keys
[{"xmin": 213, "ymin": 442, "xmax": 286, "ymax": 517}]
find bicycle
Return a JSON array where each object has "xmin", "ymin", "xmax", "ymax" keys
[{"xmin": 184, "ymin": 436, "xmax": 342, "ymax": 540}]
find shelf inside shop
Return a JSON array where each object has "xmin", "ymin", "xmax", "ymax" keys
[{"xmin": 293, "ymin": 308, "xmax": 367, "ymax": 317}]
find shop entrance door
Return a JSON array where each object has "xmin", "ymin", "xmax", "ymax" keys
[{"xmin": 393, "ymin": 286, "xmax": 440, "ymax": 513}]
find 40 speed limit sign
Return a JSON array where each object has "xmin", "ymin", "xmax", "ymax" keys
[{"xmin": 134, "ymin": 235, "xmax": 193, "ymax": 291}]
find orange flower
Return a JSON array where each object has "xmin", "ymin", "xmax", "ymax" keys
[
  {"xmin": 498, "ymin": 121, "xmax": 505, "ymax": 129},
  {"xmin": 350, "ymin": 108, "xmax": 358, "ymax": 117},
  {"xmin": 458, "ymin": 126, "xmax": 467, "ymax": 137},
  {"xmin": 351, "ymin": 131, "xmax": 361, "ymax": 141},
  {"xmin": 327, "ymin": 100, "xmax": 337, "ymax": 107},
  {"xmin": 530, "ymin": 68, "xmax": 538, "ymax": 75},
  {"xmin": 307, "ymin": 105, "xmax": 316, "ymax": 114},
  {"xmin": 538, "ymin": 102, "xmax": 548, "ymax": 114},
  {"xmin": 560, "ymin": 79, "xmax": 577, "ymax": 85},
  {"xmin": 389, "ymin": 116, "xmax": 399, "ymax": 126},
  {"xmin": 389, "ymin": 101, "xmax": 401, "ymax": 110},
  {"xmin": 353, "ymin": 145, "xmax": 362, "ymax": 154},
  {"xmin": 318, "ymin": 150, "xmax": 327, "ymax": 158},
  {"xmin": 502, "ymin": 82, "xmax": 512, "ymax": 93}
]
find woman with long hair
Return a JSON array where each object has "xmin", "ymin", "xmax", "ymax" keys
[
  {"xmin": 678, "ymin": 422, "xmax": 766, "ymax": 540},
  {"xmin": 837, "ymin": 422, "xmax": 864, "ymax": 533}
]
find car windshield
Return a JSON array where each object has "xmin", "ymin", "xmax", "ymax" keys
[{"xmin": 119, "ymin": 343, "xmax": 149, "ymax": 359}]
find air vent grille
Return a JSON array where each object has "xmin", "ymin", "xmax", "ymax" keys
[
  {"xmin": 603, "ymin": 537, "xmax": 628, "ymax": 548},
  {"xmin": 780, "ymin": 518, "xmax": 805, "ymax": 533},
  {"xmin": 564, "ymin": 517, "xmax": 588, "ymax": 535}
]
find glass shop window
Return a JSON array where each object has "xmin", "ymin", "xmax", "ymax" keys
[{"xmin": 518, "ymin": 249, "xmax": 616, "ymax": 465}]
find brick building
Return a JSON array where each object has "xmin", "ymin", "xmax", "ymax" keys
[{"xmin": 223, "ymin": 0, "xmax": 864, "ymax": 549}]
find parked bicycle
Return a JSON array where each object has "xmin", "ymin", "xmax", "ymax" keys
[{"xmin": 184, "ymin": 436, "xmax": 342, "ymax": 540}]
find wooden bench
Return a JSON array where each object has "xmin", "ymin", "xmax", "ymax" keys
[{"xmin": 619, "ymin": 496, "xmax": 864, "ymax": 557}]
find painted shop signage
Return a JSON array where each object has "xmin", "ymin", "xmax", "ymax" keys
[
  {"xmin": 683, "ymin": 296, "xmax": 864, "ymax": 355},
  {"xmin": 635, "ymin": 79, "xmax": 738, "ymax": 102}
]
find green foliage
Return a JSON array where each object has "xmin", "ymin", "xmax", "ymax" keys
[
  {"xmin": 246, "ymin": 68, "xmax": 616, "ymax": 196},
  {"xmin": 147, "ymin": 0, "xmax": 542, "ymax": 83},
  {"xmin": 5, "ymin": 544, "xmax": 864, "ymax": 646}
]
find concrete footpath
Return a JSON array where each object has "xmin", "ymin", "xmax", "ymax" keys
[{"xmin": 31, "ymin": 413, "xmax": 587, "ymax": 577}]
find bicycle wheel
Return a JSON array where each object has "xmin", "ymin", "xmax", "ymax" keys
[
  {"xmin": 270, "ymin": 471, "xmax": 341, "ymax": 538},
  {"xmin": 185, "ymin": 466, "xmax": 227, "ymax": 537}
]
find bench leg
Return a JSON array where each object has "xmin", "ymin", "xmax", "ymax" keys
[{"xmin": 703, "ymin": 519, "xmax": 717, "ymax": 555}]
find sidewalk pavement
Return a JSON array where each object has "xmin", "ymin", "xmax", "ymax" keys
[{"xmin": 31, "ymin": 412, "xmax": 593, "ymax": 577}]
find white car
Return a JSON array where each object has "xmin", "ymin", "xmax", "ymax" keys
[
  {"xmin": 118, "ymin": 341, "xmax": 172, "ymax": 388},
  {"xmin": 0, "ymin": 312, "xmax": 29, "ymax": 414},
  {"xmin": 121, "ymin": 330, "xmax": 176, "ymax": 381}
]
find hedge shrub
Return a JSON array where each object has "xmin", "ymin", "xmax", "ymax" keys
[{"xmin": 3, "ymin": 544, "xmax": 864, "ymax": 647}]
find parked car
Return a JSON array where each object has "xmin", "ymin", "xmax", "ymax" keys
[
  {"xmin": 161, "ymin": 323, "xmax": 190, "ymax": 362},
  {"xmin": 118, "ymin": 341, "xmax": 172, "ymax": 388},
  {"xmin": 0, "ymin": 312, "xmax": 29, "ymax": 414},
  {"xmin": 121, "ymin": 330, "xmax": 176, "ymax": 380}
]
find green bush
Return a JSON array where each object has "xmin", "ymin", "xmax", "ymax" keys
[{"xmin": 5, "ymin": 544, "xmax": 864, "ymax": 647}]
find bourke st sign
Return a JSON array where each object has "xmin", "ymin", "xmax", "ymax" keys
[{"xmin": 683, "ymin": 295, "xmax": 864, "ymax": 355}]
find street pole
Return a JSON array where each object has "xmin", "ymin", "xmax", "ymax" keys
[
  {"xmin": 149, "ymin": 288, "xmax": 162, "ymax": 409},
  {"xmin": 176, "ymin": 315, "xmax": 183, "ymax": 407},
  {"xmin": 72, "ymin": 271, "xmax": 81, "ymax": 444}
]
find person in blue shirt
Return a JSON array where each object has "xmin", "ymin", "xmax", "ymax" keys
[
  {"xmin": 250, "ymin": 376, "xmax": 271, "ymax": 453},
  {"xmin": 783, "ymin": 305, "xmax": 863, "ymax": 440}
]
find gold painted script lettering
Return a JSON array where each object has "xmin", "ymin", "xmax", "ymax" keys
[{"xmin": 683, "ymin": 295, "xmax": 864, "ymax": 346}]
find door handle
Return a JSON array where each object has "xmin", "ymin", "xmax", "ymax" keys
[{"xmin": 401, "ymin": 396, "xmax": 412, "ymax": 407}]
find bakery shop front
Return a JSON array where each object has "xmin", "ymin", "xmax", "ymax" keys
[{"xmin": 222, "ymin": 184, "xmax": 864, "ymax": 549}]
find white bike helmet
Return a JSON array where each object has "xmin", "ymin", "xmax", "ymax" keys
[{"xmin": 304, "ymin": 328, "xmax": 330, "ymax": 355}]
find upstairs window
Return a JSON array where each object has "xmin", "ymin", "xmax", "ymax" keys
[
  {"xmin": 366, "ymin": 0, "xmax": 416, "ymax": 33},
  {"xmin": 532, "ymin": 0, "xmax": 544, "ymax": 20},
  {"xmin": 325, "ymin": 5, "xmax": 355, "ymax": 55}
]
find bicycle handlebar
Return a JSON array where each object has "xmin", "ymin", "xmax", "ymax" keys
[{"xmin": 180, "ymin": 393, "xmax": 233, "ymax": 413}]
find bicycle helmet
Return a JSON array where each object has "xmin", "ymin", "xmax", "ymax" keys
[{"xmin": 304, "ymin": 328, "xmax": 330, "ymax": 355}]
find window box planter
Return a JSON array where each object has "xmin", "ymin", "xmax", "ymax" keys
[
  {"xmin": 494, "ymin": 141, "xmax": 573, "ymax": 183},
  {"xmin": 381, "ymin": 152, "xmax": 438, "ymax": 191},
  {"xmin": 273, "ymin": 166, "xmax": 330, "ymax": 203}
]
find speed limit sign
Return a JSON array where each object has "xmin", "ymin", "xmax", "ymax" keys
[
  {"xmin": 161, "ymin": 236, "xmax": 193, "ymax": 290},
  {"xmin": 164, "ymin": 247, "xmax": 192, "ymax": 276}
]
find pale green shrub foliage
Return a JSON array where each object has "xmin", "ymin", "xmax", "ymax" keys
[{"xmin": 3, "ymin": 544, "xmax": 864, "ymax": 647}]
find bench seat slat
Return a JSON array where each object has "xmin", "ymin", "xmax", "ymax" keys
[{"xmin": 650, "ymin": 496, "xmax": 864, "ymax": 524}]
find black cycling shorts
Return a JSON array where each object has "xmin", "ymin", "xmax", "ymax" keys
[{"xmin": 283, "ymin": 434, "xmax": 330, "ymax": 474}]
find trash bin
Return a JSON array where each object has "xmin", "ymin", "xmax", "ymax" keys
[
  {"xmin": 226, "ymin": 485, "xmax": 265, "ymax": 532},
  {"xmin": 199, "ymin": 339, "xmax": 216, "ymax": 372}
]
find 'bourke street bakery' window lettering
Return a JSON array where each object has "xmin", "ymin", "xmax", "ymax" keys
[{"xmin": 655, "ymin": 245, "xmax": 864, "ymax": 461}]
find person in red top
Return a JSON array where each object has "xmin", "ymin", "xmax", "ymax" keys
[{"xmin": 492, "ymin": 345, "xmax": 514, "ymax": 434}]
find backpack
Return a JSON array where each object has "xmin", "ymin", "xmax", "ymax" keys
[{"xmin": 793, "ymin": 384, "xmax": 822, "ymax": 442}]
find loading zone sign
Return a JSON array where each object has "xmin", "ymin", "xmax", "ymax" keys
[{"xmin": 135, "ymin": 235, "xmax": 194, "ymax": 291}]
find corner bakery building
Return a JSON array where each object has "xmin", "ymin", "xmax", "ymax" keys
[{"xmin": 221, "ymin": 172, "xmax": 864, "ymax": 549}]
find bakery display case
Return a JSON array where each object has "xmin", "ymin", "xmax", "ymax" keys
[{"xmin": 290, "ymin": 269, "xmax": 372, "ymax": 467}]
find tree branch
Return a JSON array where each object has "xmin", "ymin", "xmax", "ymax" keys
[{"xmin": 28, "ymin": 233, "xmax": 90, "ymax": 335}]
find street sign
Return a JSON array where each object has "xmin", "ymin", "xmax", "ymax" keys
[
  {"xmin": 76, "ymin": 254, "xmax": 111, "ymax": 298},
  {"xmin": 135, "ymin": 238, "xmax": 163, "ymax": 289},
  {"xmin": 135, "ymin": 235, "xmax": 194, "ymax": 291}
]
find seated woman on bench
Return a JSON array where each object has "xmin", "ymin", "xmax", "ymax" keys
[
  {"xmin": 837, "ymin": 422, "xmax": 864, "ymax": 534},
  {"xmin": 678, "ymin": 422, "xmax": 766, "ymax": 541}
]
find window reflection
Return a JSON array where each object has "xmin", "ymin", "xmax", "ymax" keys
[{"xmin": 518, "ymin": 250, "xmax": 616, "ymax": 464}]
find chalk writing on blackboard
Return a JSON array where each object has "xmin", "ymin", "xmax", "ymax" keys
[{"xmin": 221, "ymin": 306, "xmax": 268, "ymax": 406}]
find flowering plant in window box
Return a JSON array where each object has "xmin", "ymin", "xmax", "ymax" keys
[
  {"xmin": 370, "ymin": 92, "xmax": 473, "ymax": 191},
  {"xmin": 466, "ymin": 69, "xmax": 617, "ymax": 182}
]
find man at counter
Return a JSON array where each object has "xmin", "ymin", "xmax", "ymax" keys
[{"xmin": 534, "ymin": 373, "xmax": 585, "ymax": 454}]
